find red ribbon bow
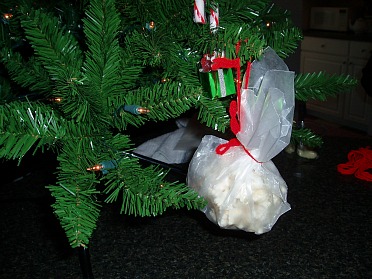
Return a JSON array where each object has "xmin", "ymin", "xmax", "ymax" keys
[{"xmin": 215, "ymin": 97, "xmax": 260, "ymax": 163}]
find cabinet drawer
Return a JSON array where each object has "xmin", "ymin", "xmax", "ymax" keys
[
  {"xmin": 349, "ymin": 41, "xmax": 372, "ymax": 59},
  {"xmin": 301, "ymin": 37, "xmax": 349, "ymax": 55}
]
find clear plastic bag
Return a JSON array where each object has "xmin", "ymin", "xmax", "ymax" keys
[
  {"xmin": 187, "ymin": 47, "xmax": 294, "ymax": 234},
  {"xmin": 237, "ymin": 47, "xmax": 295, "ymax": 162},
  {"xmin": 187, "ymin": 135, "xmax": 290, "ymax": 234}
]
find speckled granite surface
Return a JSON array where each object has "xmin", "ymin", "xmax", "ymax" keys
[{"xmin": 1, "ymin": 129, "xmax": 371, "ymax": 279}]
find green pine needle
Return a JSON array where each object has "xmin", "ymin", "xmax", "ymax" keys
[
  {"xmin": 103, "ymin": 161, "xmax": 206, "ymax": 217},
  {"xmin": 291, "ymin": 127, "xmax": 324, "ymax": 148},
  {"xmin": 295, "ymin": 72, "xmax": 358, "ymax": 102}
]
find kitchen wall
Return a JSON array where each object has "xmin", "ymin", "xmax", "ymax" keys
[
  {"xmin": 302, "ymin": 0, "xmax": 368, "ymax": 30},
  {"xmin": 273, "ymin": 0, "xmax": 372, "ymax": 71}
]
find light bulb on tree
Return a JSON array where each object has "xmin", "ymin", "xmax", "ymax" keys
[
  {"xmin": 3, "ymin": 13, "xmax": 13, "ymax": 20},
  {"xmin": 87, "ymin": 164, "xmax": 103, "ymax": 172}
]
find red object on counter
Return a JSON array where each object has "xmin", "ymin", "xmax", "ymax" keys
[{"xmin": 337, "ymin": 146, "xmax": 372, "ymax": 182}]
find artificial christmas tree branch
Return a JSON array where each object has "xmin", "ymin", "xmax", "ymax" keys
[
  {"xmin": 0, "ymin": 100, "xmax": 60, "ymax": 160},
  {"xmin": 0, "ymin": 0, "xmax": 209, "ymax": 249},
  {"xmin": 0, "ymin": 52, "xmax": 52, "ymax": 94},
  {"xmin": 290, "ymin": 127, "xmax": 324, "ymax": 148},
  {"xmin": 0, "ymin": 0, "xmax": 357, "ymax": 254},
  {"xmin": 294, "ymin": 72, "xmax": 358, "ymax": 102}
]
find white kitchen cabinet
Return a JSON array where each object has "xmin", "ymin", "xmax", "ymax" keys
[{"xmin": 301, "ymin": 36, "xmax": 372, "ymax": 134}]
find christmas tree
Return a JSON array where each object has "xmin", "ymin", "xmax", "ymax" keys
[{"xmin": 0, "ymin": 0, "xmax": 357, "ymax": 250}]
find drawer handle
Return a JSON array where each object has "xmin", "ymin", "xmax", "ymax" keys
[
  {"xmin": 321, "ymin": 44, "xmax": 325, "ymax": 48},
  {"xmin": 361, "ymin": 49, "xmax": 366, "ymax": 53}
]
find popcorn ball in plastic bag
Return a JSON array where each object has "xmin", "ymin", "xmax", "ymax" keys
[
  {"xmin": 187, "ymin": 135, "xmax": 290, "ymax": 234},
  {"xmin": 187, "ymin": 47, "xmax": 294, "ymax": 234}
]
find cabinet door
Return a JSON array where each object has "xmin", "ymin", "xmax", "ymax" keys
[
  {"xmin": 301, "ymin": 51, "xmax": 348, "ymax": 120},
  {"xmin": 343, "ymin": 57, "xmax": 372, "ymax": 130},
  {"xmin": 349, "ymin": 41, "xmax": 372, "ymax": 60},
  {"xmin": 302, "ymin": 37, "xmax": 349, "ymax": 56}
]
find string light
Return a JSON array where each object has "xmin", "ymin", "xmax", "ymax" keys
[
  {"xmin": 49, "ymin": 97, "xmax": 63, "ymax": 103},
  {"xmin": 122, "ymin": 104, "xmax": 150, "ymax": 115},
  {"xmin": 87, "ymin": 164, "xmax": 103, "ymax": 171},
  {"xmin": 87, "ymin": 160, "xmax": 118, "ymax": 174},
  {"xmin": 136, "ymin": 107, "xmax": 150, "ymax": 114},
  {"xmin": 3, "ymin": 13, "xmax": 13, "ymax": 20},
  {"xmin": 145, "ymin": 21, "xmax": 156, "ymax": 31}
]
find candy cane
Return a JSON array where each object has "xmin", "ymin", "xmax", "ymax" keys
[
  {"xmin": 210, "ymin": 3, "xmax": 219, "ymax": 30},
  {"xmin": 194, "ymin": 0, "xmax": 206, "ymax": 24}
]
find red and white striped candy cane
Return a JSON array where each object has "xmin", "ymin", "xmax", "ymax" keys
[
  {"xmin": 210, "ymin": 3, "xmax": 219, "ymax": 30},
  {"xmin": 194, "ymin": 0, "xmax": 206, "ymax": 24}
]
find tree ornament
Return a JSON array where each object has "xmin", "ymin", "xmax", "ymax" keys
[
  {"xmin": 193, "ymin": 0, "xmax": 206, "ymax": 24},
  {"xmin": 199, "ymin": 53, "xmax": 237, "ymax": 99},
  {"xmin": 188, "ymin": 47, "xmax": 294, "ymax": 234},
  {"xmin": 209, "ymin": 2, "xmax": 219, "ymax": 32}
]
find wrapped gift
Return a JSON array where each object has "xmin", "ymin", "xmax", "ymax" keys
[
  {"xmin": 199, "ymin": 53, "xmax": 236, "ymax": 99},
  {"xmin": 201, "ymin": 68, "xmax": 235, "ymax": 99}
]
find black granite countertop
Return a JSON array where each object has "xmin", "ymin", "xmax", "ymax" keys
[{"xmin": 0, "ymin": 126, "xmax": 371, "ymax": 278}]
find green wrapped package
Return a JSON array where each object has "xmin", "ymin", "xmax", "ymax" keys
[{"xmin": 201, "ymin": 68, "xmax": 236, "ymax": 99}]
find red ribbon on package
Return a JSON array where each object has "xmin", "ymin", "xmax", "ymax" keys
[
  {"xmin": 214, "ymin": 61, "xmax": 259, "ymax": 163},
  {"xmin": 337, "ymin": 146, "xmax": 372, "ymax": 182}
]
